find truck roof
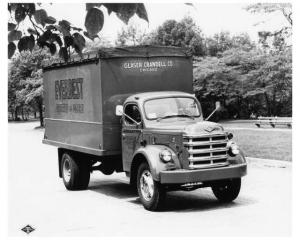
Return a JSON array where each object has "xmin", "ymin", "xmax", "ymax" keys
[
  {"xmin": 126, "ymin": 91, "xmax": 195, "ymax": 103},
  {"xmin": 43, "ymin": 45, "xmax": 192, "ymax": 70}
]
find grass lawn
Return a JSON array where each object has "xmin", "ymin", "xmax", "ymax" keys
[{"xmin": 224, "ymin": 127, "xmax": 292, "ymax": 161}]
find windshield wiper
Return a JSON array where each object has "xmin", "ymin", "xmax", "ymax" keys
[{"xmin": 157, "ymin": 114, "xmax": 195, "ymax": 121}]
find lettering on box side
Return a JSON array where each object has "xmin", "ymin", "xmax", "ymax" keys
[
  {"xmin": 54, "ymin": 78, "xmax": 84, "ymax": 114},
  {"xmin": 122, "ymin": 60, "xmax": 174, "ymax": 72},
  {"xmin": 55, "ymin": 78, "xmax": 83, "ymax": 100}
]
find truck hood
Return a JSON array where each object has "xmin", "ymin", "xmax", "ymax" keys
[{"xmin": 147, "ymin": 120, "xmax": 224, "ymax": 136}]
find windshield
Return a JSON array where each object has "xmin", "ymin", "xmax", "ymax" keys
[{"xmin": 144, "ymin": 97, "xmax": 201, "ymax": 120}]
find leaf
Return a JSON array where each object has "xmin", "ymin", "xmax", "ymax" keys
[
  {"xmin": 86, "ymin": 3, "xmax": 102, "ymax": 11},
  {"xmin": 8, "ymin": 42, "xmax": 16, "ymax": 59},
  {"xmin": 59, "ymin": 20, "xmax": 71, "ymax": 30},
  {"xmin": 72, "ymin": 33, "xmax": 85, "ymax": 54},
  {"xmin": 71, "ymin": 26, "xmax": 83, "ymax": 31},
  {"xmin": 136, "ymin": 4, "xmax": 148, "ymax": 23},
  {"xmin": 50, "ymin": 33, "xmax": 62, "ymax": 46},
  {"xmin": 45, "ymin": 25, "xmax": 57, "ymax": 31},
  {"xmin": 15, "ymin": 5, "xmax": 26, "ymax": 23},
  {"xmin": 64, "ymin": 36, "xmax": 73, "ymax": 47},
  {"xmin": 83, "ymin": 31, "xmax": 99, "ymax": 40},
  {"xmin": 23, "ymin": 3, "xmax": 36, "ymax": 16},
  {"xmin": 39, "ymin": 29, "xmax": 52, "ymax": 42},
  {"xmin": 17, "ymin": 35, "xmax": 35, "ymax": 52},
  {"xmin": 103, "ymin": 3, "xmax": 122, "ymax": 15},
  {"xmin": 34, "ymin": 9, "xmax": 48, "ymax": 26},
  {"xmin": 115, "ymin": 4, "xmax": 137, "ymax": 24},
  {"xmin": 85, "ymin": 8, "xmax": 104, "ymax": 36},
  {"xmin": 49, "ymin": 43, "xmax": 56, "ymax": 55},
  {"xmin": 44, "ymin": 16, "xmax": 56, "ymax": 24},
  {"xmin": 8, "ymin": 30, "xmax": 22, "ymax": 42},
  {"xmin": 59, "ymin": 47, "xmax": 69, "ymax": 62},
  {"xmin": 27, "ymin": 28, "xmax": 39, "ymax": 35},
  {"xmin": 58, "ymin": 20, "xmax": 71, "ymax": 36},
  {"xmin": 8, "ymin": 22, "xmax": 16, "ymax": 31},
  {"xmin": 8, "ymin": 3, "xmax": 19, "ymax": 13}
]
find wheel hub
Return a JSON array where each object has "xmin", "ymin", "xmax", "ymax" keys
[
  {"xmin": 63, "ymin": 157, "xmax": 71, "ymax": 183},
  {"xmin": 140, "ymin": 170, "xmax": 154, "ymax": 201}
]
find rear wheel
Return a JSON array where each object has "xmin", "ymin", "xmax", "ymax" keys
[
  {"xmin": 211, "ymin": 178, "xmax": 241, "ymax": 202},
  {"xmin": 137, "ymin": 162, "xmax": 165, "ymax": 211},
  {"xmin": 61, "ymin": 152, "xmax": 90, "ymax": 190}
]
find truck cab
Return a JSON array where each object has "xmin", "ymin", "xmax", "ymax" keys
[
  {"xmin": 116, "ymin": 91, "xmax": 246, "ymax": 210},
  {"xmin": 42, "ymin": 46, "xmax": 247, "ymax": 211}
]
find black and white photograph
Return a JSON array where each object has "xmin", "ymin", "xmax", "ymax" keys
[{"xmin": 2, "ymin": 0, "xmax": 298, "ymax": 238}]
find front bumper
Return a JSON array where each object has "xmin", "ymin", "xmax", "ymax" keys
[{"xmin": 160, "ymin": 163, "xmax": 247, "ymax": 184}]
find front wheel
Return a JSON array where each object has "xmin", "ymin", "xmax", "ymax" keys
[
  {"xmin": 137, "ymin": 162, "xmax": 165, "ymax": 211},
  {"xmin": 211, "ymin": 178, "xmax": 241, "ymax": 203}
]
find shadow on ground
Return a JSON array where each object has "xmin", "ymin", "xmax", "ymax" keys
[{"xmin": 88, "ymin": 179, "xmax": 255, "ymax": 212}]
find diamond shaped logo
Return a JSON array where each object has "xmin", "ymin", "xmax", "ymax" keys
[{"xmin": 21, "ymin": 225, "xmax": 35, "ymax": 234}]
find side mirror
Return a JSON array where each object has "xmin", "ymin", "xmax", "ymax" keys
[
  {"xmin": 115, "ymin": 105, "xmax": 123, "ymax": 116},
  {"xmin": 205, "ymin": 101, "xmax": 221, "ymax": 121},
  {"xmin": 215, "ymin": 101, "xmax": 221, "ymax": 111}
]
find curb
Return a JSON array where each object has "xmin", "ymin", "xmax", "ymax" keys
[{"xmin": 246, "ymin": 157, "xmax": 292, "ymax": 168}]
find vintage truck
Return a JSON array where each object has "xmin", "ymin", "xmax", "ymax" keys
[{"xmin": 43, "ymin": 46, "xmax": 247, "ymax": 211}]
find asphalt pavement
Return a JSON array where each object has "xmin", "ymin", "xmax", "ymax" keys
[{"xmin": 8, "ymin": 122, "xmax": 292, "ymax": 237}]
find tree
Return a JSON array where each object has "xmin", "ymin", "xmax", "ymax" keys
[
  {"xmin": 8, "ymin": 47, "xmax": 56, "ymax": 126},
  {"xmin": 245, "ymin": 3, "xmax": 292, "ymax": 50},
  {"xmin": 146, "ymin": 16, "xmax": 206, "ymax": 56},
  {"xmin": 193, "ymin": 47, "xmax": 292, "ymax": 118},
  {"xmin": 8, "ymin": 3, "xmax": 148, "ymax": 60},
  {"xmin": 206, "ymin": 32, "xmax": 255, "ymax": 57},
  {"xmin": 84, "ymin": 37, "xmax": 113, "ymax": 51},
  {"xmin": 115, "ymin": 22, "xmax": 147, "ymax": 46}
]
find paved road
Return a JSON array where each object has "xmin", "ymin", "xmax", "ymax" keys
[{"xmin": 8, "ymin": 122, "xmax": 292, "ymax": 237}]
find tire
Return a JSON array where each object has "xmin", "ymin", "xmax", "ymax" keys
[
  {"xmin": 211, "ymin": 178, "xmax": 241, "ymax": 203},
  {"xmin": 137, "ymin": 162, "xmax": 165, "ymax": 211},
  {"xmin": 61, "ymin": 152, "xmax": 90, "ymax": 190}
]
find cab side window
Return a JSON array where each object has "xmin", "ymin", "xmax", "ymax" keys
[{"xmin": 124, "ymin": 104, "xmax": 142, "ymax": 125}]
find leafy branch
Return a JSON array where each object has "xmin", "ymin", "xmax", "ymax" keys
[{"xmin": 8, "ymin": 3, "xmax": 148, "ymax": 61}]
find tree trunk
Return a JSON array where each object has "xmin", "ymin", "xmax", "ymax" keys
[
  {"xmin": 21, "ymin": 107, "xmax": 25, "ymax": 121},
  {"xmin": 37, "ymin": 99, "xmax": 44, "ymax": 127},
  {"xmin": 264, "ymin": 93, "xmax": 271, "ymax": 116},
  {"xmin": 14, "ymin": 107, "xmax": 19, "ymax": 121}
]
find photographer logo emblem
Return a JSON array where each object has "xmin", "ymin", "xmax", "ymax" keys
[{"xmin": 21, "ymin": 225, "xmax": 35, "ymax": 234}]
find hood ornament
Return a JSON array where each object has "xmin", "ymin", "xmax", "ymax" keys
[{"xmin": 204, "ymin": 126, "xmax": 220, "ymax": 133}]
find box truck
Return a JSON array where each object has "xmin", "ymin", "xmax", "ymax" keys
[{"xmin": 43, "ymin": 46, "xmax": 247, "ymax": 211}]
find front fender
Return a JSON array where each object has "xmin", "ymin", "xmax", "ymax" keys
[{"xmin": 133, "ymin": 145, "xmax": 180, "ymax": 181}]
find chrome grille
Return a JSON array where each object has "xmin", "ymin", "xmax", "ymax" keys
[{"xmin": 183, "ymin": 134, "xmax": 229, "ymax": 169}]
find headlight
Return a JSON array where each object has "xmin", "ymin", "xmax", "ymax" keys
[
  {"xmin": 159, "ymin": 149, "xmax": 172, "ymax": 162},
  {"xmin": 227, "ymin": 141, "xmax": 240, "ymax": 156}
]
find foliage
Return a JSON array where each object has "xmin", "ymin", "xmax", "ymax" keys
[
  {"xmin": 245, "ymin": 3, "xmax": 292, "ymax": 50},
  {"xmin": 206, "ymin": 32, "xmax": 255, "ymax": 56},
  {"xmin": 115, "ymin": 22, "xmax": 147, "ymax": 46},
  {"xmin": 194, "ymin": 47, "xmax": 292, "ymax": 118},
  {"xmin": 245, "ymin": 3, "xmax": 292, "ymax": 25},
  {"xmin": 84, "ymin": 37, "xmax": 113, "ymax": 51},
  {"xmin": 8, "ymin": 3, "xmax": 148, "ymax": 60},
  {"xmin": 145, "ymin": 16, "xmax": 206, "ymax": 56},
  {"xmin": 8, "ymin": 47, "xmax": 56, "ymax": 125}
]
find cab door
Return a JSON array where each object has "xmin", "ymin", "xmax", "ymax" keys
[{"xmin": 122, "ymin": 103, "xmax": 143, "ymax": 172}]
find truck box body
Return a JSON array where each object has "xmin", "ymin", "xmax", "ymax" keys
[{"xmin": 43, "ymin": 46, "xmax": 193, "ymax": 156}]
